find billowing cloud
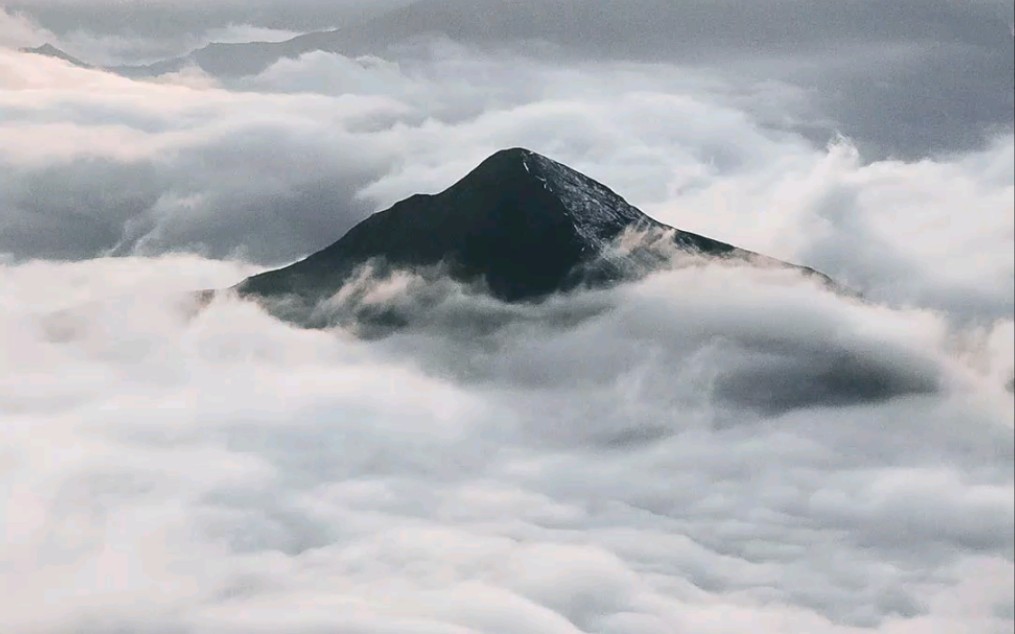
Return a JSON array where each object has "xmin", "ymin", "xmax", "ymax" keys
[
  {"xmin": 2, "ymin": 44, "xmax": 1011, "ymax": 323},
  {"xmin": 1, "ymin": 5, "xmax": 1012, "ymax": 632},
  {"xmin": 10, "ymin": 0, "xmax": 1011, "ymax": 155},
  {"xmin": 1, "ymin": 254, "xmax": 1011, "ymax": 633}
]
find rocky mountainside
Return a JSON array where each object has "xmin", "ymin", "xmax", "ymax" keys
[{"xmin": 235, "ymin": 148, "xmax": 828, "ymax": 325}]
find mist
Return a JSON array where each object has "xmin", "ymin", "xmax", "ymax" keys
[
  {"xmin": 2, "ymin": 254, "xmax": 1012, "ymax": 633},
  {"xmin": 1, "ymin": 2, "xmax": 1013, "ymax": 632}
]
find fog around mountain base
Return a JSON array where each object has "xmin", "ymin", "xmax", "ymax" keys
[
  {"xmin": 2, "ymin": 255, "xmax": 1012, "ymax": 633},
  {"xmin": 1, "ymin": 3, "xmax": 1013, "ymax": 632},
  {"xmin": 1, "ymin": 45, "xmax": 1011, "ymax": 326}
]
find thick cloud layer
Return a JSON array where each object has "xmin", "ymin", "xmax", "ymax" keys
[
  {"xmin": 1, "ymin": 6, "xmax": 1013, "ymax": 632},
  {"xmin": 1, "ymin": 46, "xmax": 1012, "ymax": 326},
  {"xmin": 1, "ymin": 255, "xmax": 1011, "ymax": 633}
]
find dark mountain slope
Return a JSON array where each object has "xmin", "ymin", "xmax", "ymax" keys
[{"xmin": 236, "ymin": 148, "xmax": 826, "ymax": 320}]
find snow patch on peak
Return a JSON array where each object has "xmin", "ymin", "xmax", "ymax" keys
[{"xmin": 522, "ymin": 152, "xmax": 654, "ymax": 250}]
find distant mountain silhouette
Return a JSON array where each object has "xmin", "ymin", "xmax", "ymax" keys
[
  {"xmin": 95, "ymin": 0, "xmax": 1011, "ymax": 158},
  {"xmin": 107, "ymin": 0, "xmax": 1006, "ymax": 80},
  {"xmin": 20, "ymin": 43, "xmax": 93, "ymax": 69},
  {"xmin": 234, "ymin": 148, "xmax": 831, "ymax": 326}
]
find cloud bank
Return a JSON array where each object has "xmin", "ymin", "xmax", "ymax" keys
[
  {"xmin": 1, "ymin": 6, "xmax": 1013, "ymax": 632},
  {"xmin": 1, "ymin": 45, "xmax": 1011, "ymax": 325},
  {"xmin": 7, "ymin": 0, "xmax": 1011, "ymax": 156},
  {"xmin": 1, "ymin": 255, "xmax": 1012, "ymax": 633}
]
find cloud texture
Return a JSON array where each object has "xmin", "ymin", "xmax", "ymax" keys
[
  {"xmin": 1, "ymin": 44, "xmax": 1012, "ymax": 322},
  {"xmin": 1, "ymin": 253, "xmax": 1012, "ymax": 633},
  {"xmin": 1, "ymin": 7, "xmax": 1013, "ymax": 632},
  {"xmin": 7, "ymin": 0, "xmax": 1012, "ymax": 156}
]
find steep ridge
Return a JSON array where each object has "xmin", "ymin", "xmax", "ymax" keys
[{"xmin": 236, "ymin": 148, "xmax": 827, "ymax": 320}]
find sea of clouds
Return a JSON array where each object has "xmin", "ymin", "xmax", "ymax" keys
[{"xmin": 1, "ymin": 6, "xmax": 1013, "ymax": 633}]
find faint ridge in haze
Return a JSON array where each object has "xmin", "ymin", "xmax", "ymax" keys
[{"xmin": 20, "ymin": 43, "xmax": 93, "ymax": 69}]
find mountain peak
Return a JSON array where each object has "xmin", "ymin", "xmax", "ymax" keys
[
  {"xmin": 479, "ymin": 146, "xmax": 536, "ymax": 162},
  {"xmin": 453, "ymin": 148, "xmax": 655, "ymax": 246},
  {"xmin": 447, "ymin": 147, "xmax": 541, "ymax": 188},
  {"xmin": 235, "ymin": 148, "xmax": 810, "ymax": 323}
]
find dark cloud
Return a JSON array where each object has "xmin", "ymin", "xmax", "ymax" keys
[
  {"xmin": 349, "ymin": 0, "xmax": 1015, "ymax": 157},
  {"xmin": 15, "ymin": 0, "xmax": 1007, "ymax": 156},
  {"xmin": 711, "ymin": 348, "xmax": 939, "ymax": 415},
  {"xmin": 0, "ymin": 149, "xmax": 381, "ymax": 263},
  {"xmin": 1, "ymin": 159, "xmax": 161, "ymax": 259},
  {"xmin": 6, "ymin": 0, "xmax": 409, "ymax": 41},
  {"xmin": 0, "ymin": 2, "xmax": 406, "ymax": 64}
]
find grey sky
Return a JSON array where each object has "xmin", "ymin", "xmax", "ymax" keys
[
  {"xmin": 7, "ymin": 0, "xmax": 409, "ymax": 37},
  {"xmin": 12, "ymin": 0, "xmax": 1013, "ymax": 157}
]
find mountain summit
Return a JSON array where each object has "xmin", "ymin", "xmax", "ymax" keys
[{"xmin": 236, "ymin": 149, "xmax": 823, "ymax": 320}]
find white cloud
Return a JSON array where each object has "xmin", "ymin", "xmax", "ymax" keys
[
  {"xmin": 0, "ymin": 255, "xmax": 1011, "ymax": 633},
  {"xmin": 2, "ymin": 45, "xmax": 1010, "ymax": 322},
  {"xmin": 1, "ymin": 19, "xmax": 1012, "ymax": 633}
]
